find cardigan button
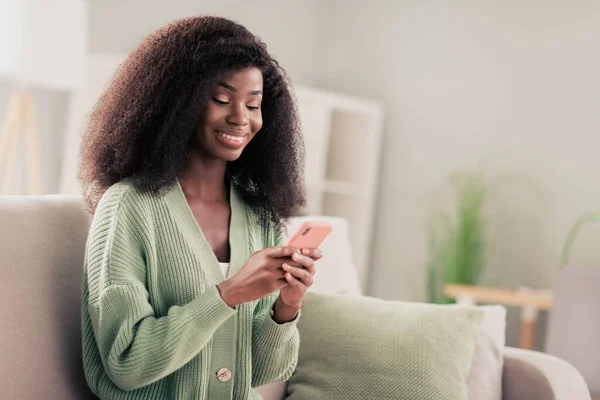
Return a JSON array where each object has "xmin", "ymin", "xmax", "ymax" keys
[{"xmin": 217, "ymin": 368, "xmax": 232, "ymax": 382}]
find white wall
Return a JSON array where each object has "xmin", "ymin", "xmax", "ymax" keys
[
  {"xmin": 90, "ymin": 0, "xmax": 327, "ymax": 86},
  {"xmin": 319, "ymin": 0, "xmax": 600, "ymax": 348}
]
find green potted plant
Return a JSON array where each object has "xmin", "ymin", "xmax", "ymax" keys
[{"xmin": 426, "ymin": 172, "xmax": 487, "ymax": 304}]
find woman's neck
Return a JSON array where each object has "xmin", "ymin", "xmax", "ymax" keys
[{"xmin": 178, "ymin": 154, "xmax": 228, "ymax": 202}]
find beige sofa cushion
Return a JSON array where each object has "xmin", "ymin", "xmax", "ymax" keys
[{"xmin": 0, "ymin": 195, "xmax": 97, "ymax": 399}]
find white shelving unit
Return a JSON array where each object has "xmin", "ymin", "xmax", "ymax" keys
[{"xmin": 293, "ymin": 85, "xmax": 384, "ymax": 291}]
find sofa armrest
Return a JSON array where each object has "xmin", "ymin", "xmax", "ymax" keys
[{"xmin": 502, "ymin": 347, "xmax": 590, "ymax": 400}]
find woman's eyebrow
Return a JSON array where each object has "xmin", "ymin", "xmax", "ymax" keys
[{"xmin": 218, "ymin": 81, "xmax": 262, "ymax": 95}]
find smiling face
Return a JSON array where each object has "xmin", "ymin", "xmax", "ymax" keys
[{"xmin": 193, "ymin": 67, "xmax": 264, "ymax": 162}]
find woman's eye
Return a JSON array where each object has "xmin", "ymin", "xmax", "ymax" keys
[
  {"xmin": 212, "ymin": 97, "xmax": 229, "ymax": 105},
  {"xmin": 247, "ymin": 105, "xmax": 260, "ymax": 111}
]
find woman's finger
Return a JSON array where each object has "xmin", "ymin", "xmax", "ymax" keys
[
  {"xmin": 266, "ymin": 246, "xmax": 296, "ymax": 258},
  {"xmin": 282, "ymin": 263, "xmax": 313, "ymax": 286},
  {"xmin": 301, "ymin": 248, "xmax": 323, "ymax": 261},
  {"xmin": 267, "ymin": 255, "xmax": 301, "ymax": 272},
  {"xmin": 291, "ymin": 252, "xmax": 315, "ymax": 275},
  {"xmin": 284, "ymin": 271, "xmax": 304, "ymax": 288}
]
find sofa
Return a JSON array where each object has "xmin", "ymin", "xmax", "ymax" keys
[{"xmin": 0, "ymin": 195, "xmax": 591, "ymax": 399}]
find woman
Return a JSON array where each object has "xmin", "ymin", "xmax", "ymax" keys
[{"xmin": 79, "ymin": 15, "xmax": 320, "ymax": 400}]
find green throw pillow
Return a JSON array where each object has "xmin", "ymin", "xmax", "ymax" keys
[{"xmin": 286, "ymin": 293, "xmax": 484, "ymax": 400}]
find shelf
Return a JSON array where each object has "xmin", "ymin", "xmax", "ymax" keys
[
  {"xmin": 325, "ymin": 109, "xmax": 381, "ymax": 183},
  {"xmin": 321, "ymin": 192, "xmax": 369, "ymax": 285},
  {"xmin": 295, "ymin": 85, "xmax": 384, "ymax": 117},
  {"xmin": 323, "ymin": 180, "xmax": 365, "ymax": 196},
  {"xmin": 322, "ymin": 193, "xmax": 360, "ymax": 235},
  {"xmin": 306, "ymin": 180, "xmax": 368, "ymax": 196},
  {"xmin": 293, "ymin": 84, "xmax": 384, "ymax": 291}
]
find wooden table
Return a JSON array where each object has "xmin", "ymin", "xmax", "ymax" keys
[{"xmin": 444, "ymin": 284, "xmax": 553, "ymax": 350}]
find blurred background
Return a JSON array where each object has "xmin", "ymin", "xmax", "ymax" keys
[{"xmin": 2, "ymin": 0, "xmax": 600, "ymax": 354}]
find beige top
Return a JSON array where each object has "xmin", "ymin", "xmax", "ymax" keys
[{"xmin": 218, "ymin": 262, "xmax": 230, "ymax": 279}]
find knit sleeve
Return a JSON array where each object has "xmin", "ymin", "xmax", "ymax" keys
[
  {"xmin": 85, "ymin": 186, "xmax": 236, "ymax": 391},
  {"xmin": 250, "ymin": 223, "xmax": 300, "ymax": 387}
]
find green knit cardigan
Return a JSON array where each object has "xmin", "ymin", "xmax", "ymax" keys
[{"xmin": 82, "ymin": 179, "xmax": 299, "ymax": 399}]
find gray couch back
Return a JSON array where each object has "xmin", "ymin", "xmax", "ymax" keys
[{"xmin": 0, "ymin": 195, "xmax": 97, "ymax": 399}]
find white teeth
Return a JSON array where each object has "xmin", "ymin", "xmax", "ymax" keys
[{"xmin": 217, "ymin": 132, "xmax": 244, "ymax": 142}]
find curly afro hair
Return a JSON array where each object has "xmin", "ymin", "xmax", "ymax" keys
[{"xmin": 78, "ymin": 15, "xmax": 306, "ymax": 225}]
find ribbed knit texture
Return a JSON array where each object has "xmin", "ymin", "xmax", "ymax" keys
[{"xmin": 82, "ymin": 179, "xmax": 299, "ymax": 400}]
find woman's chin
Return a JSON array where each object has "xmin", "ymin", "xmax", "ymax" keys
[{"xmin": 216, "ymin": 147, "xmax": 245, "ymax": 162}]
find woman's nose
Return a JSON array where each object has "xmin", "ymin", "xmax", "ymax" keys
[{"xmin": 226, "ymin": 104, "xmax": 249, "ymax": 126}]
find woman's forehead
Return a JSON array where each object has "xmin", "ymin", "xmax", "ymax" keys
[{"xmin": 219, "ymin": 67, "xmax": 263, "ymax": 89}]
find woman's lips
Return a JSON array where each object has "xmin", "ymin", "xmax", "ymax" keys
[{"xmin": 215, "ymin": 130, "xmax": 248, "ymax": 148}]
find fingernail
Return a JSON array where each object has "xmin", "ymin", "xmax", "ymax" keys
[{"xmin": 302, "ymin": 249, "xmax": 309, "ymax": 255}]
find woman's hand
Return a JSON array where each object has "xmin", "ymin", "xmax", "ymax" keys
[
  {"xmin": 272, "ymin": 248, "xmax": 323, "ymax": 323},
  {"xmin": 217, "ymin": 246, "xmax": 295, "ymax": 308}
]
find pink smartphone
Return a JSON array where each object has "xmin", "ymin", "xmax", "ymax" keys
[{"xmin": 286, "ymin": 221, "xmax": 332, "ymax": 249}]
